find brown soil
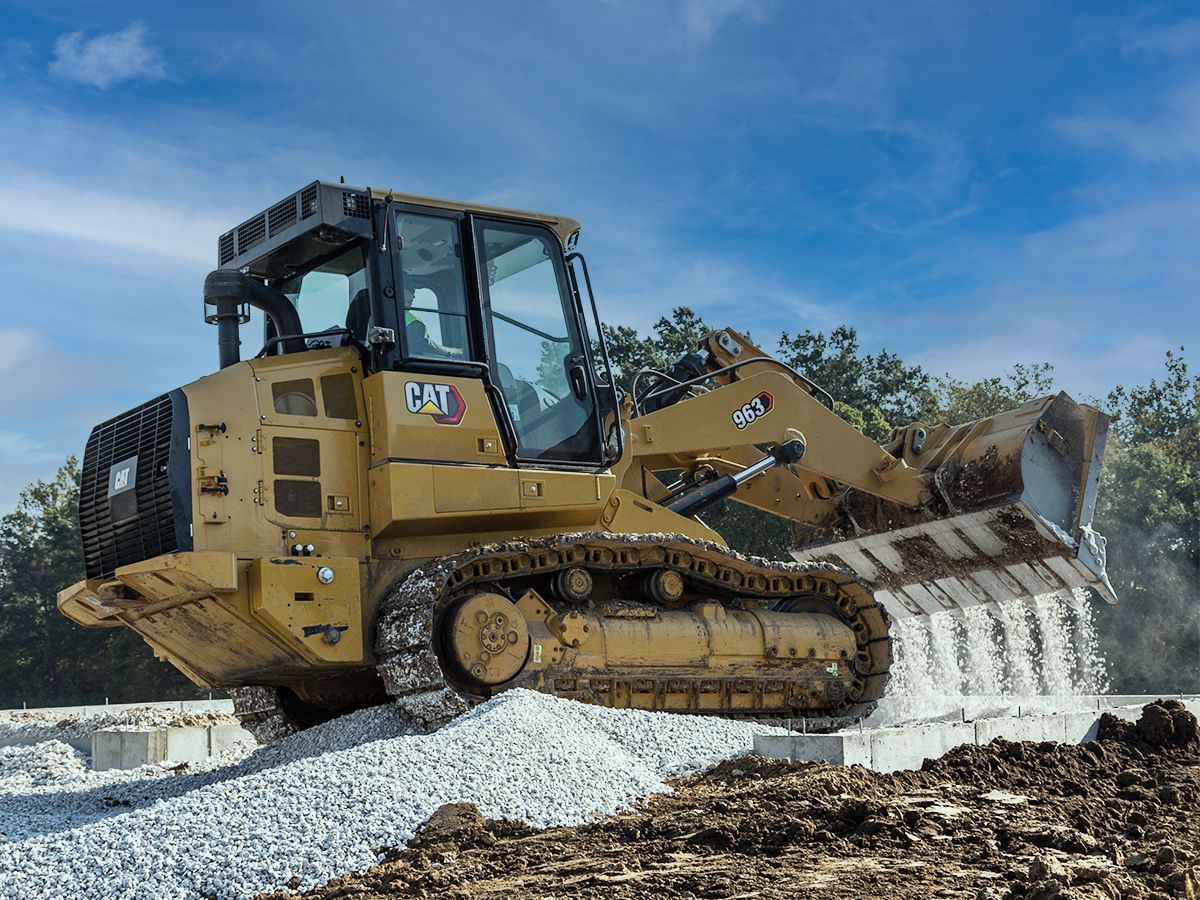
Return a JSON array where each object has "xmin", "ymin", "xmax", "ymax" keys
[{"xmin": 264, "ymin": 701, "xmax": 1199, "ymax": 900}]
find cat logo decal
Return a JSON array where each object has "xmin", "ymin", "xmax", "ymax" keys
[{"xmin": 404, "ymin": 381, "xmax": 466, "ymax": 426}]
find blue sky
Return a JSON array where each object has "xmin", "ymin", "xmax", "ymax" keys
[{"xmin": 0, "ymin": 1, "xmax": 1197, "ymax": 509}]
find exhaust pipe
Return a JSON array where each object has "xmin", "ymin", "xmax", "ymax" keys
[{"xmin": 203, "ymin": 270, "xmax": 306, "ymax": 368}]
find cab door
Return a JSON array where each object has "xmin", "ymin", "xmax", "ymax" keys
[{"xmin": 472, "ymin": 218, "xmax": 604, "ymax": 467}]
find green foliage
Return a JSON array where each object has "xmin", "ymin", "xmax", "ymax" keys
[
  {"xmin": 777, "ymin": 325, "xmax": 931, "ymax": 440},
  {"xmin": 601, "ymin": 307, "xmax": 712, "ymax": 395},
  {"xmin": 0, "ymin": 459, "xmax": 205, "ymax": 707},
  {"xmin": 923, "ymin": 362, "xmax": 1056, "ymax": 424},
  {"xmin": 536, "ymin": 339, "xmax": 570, "ymax": 397},
  {"xmin": 1092, "ymin": 349, "xmax": 1199, "ymax": 691}
]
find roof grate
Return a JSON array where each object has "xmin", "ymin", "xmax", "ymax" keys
[
  {"xmin": 342, "ymin": 191, "xmax": 370, "ymax": 219},
  {"xmin": 267, "ymin": 197, "xmax": 298, "ymax": 237}
]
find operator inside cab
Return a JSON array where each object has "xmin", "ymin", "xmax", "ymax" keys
[
  {"xmin": 395, "ymin": 212, "xmax": 470, "ymax": 361},
  {"xmin": 402, "ymin": 288, "xmax": 463, "ymax": 359}
]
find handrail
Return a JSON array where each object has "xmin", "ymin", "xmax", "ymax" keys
[{"xmin": 566, "ymin": 251, "xmax": 624, "ymax": 465}]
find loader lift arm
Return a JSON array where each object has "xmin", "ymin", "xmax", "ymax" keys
[
  {"xmin": 622, "ymin": 329, "xmax": 929, "ymax": 515},
  {"xmin": 622, "ymin": 329, "xmax": 1116, "ymax": 618}
]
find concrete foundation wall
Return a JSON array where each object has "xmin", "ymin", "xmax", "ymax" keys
[
  {"xmin": 868, "ymin": 721, "xmax": 975, "ymax": 772},
  {"xmin": 756, "ymin": 696, "xmax": 1200, "ymax": 773},
  {"xmin": 92, "ymin": 723, "xmax": 254, "ymax": 771}
]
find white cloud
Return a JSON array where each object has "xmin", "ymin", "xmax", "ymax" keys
[
  {"xmin": 1121, "ymin": 19, "xmax": 1200, "ymax": 56},
  {"xmin": 680, "ymin": 0, "xmax": 773, "ymax": 42},
  {"xmin": 49, "ymin": 23, "xmax": 165, "ymax": 89},
  {"xmin": 0, "ymin": 175, "xmax": 224, "ymax": 266},
  {"xmin": 1056, "ymin": 82, "xmax": 1200, "ymax": 164}
]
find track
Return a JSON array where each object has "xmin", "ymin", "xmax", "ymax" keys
[{"xmin": 374, "ymin": 532, "xmax": 892, "ymax": 727}]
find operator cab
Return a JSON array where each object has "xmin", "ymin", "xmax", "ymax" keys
[{"xmin": 204, "ymin": 181, "xmax": 618, "ymax": 469}]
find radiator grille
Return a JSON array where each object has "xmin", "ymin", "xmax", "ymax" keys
[
  {"xmin": 235, "ymin": 214, "xmax": 267, "ymax": 255},
  {"xmin": 218, "ymin": 231, "xmax": 236, "ymax": 265},
  {"xmin": 300, "ymin": 183, "xmax": 319, "ymax": 219},
  {"xmin": 79, "ymin": 393, "xmax": 191, "ymax": 580}
]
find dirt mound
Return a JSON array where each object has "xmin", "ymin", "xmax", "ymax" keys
[
  {"xmin": 263, "ymin": 702, "xmax": 1200, "ymax": 900},
  {"xmin": 1097, "ymin": 699, "xmax": 1199, "ymax": 749}
]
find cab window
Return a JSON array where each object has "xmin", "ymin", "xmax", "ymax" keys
[
  {"xmin": 278, "ymin": 246, "xmax": 368, "ymax": 340},
  {"xmin": 476, "ymin": 221, "xmax": 601, "ymax": 465},
  {"xmin": 396, "ymin": 211, "xmax": 471, "ymax": 360}
]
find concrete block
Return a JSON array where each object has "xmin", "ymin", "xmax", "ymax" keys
[
  {"xmin": 91, "ymin": 731, "xmax": 123, "ymax": 772},
  {"xmin": 1063, "ymin": 711, "xmax": 1103, "ymax": 743},
  {"xmin": 870, "ymin": 721, "xmax": 975, "ymax": 773},
  {"xmin": 974, "ymin": 713, "xmax": 1067, "ymax": 745},
  {"xmin": 92, "ymin": 729, "xmax": 168, "ymax": 771},
  {"xmin": 210, "ymin": 723, "xmax": 254, "ymax": 754},
  {"xmin": 165, "ymin": 727, "xmax": 209, "ymax": 762},
  {"xmin": 753, "ymin": 731, "xmax": 871, "ymax": 766}
]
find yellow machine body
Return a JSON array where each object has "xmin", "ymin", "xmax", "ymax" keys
[{"xmin": 58, "ymin": 182, "xmax": 1114, "ymax": 721}]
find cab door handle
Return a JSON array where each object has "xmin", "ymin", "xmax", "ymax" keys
[{"xmin": 568, "ymin": 363, "xmax": 589, "ymax": 401}]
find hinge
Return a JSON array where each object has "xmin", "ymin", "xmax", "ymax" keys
[{"xmin": 255, "ymin": 480, "xmax": 267, "ymax": 506}]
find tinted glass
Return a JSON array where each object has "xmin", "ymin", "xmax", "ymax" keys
[
  {"xmin": 396, "ymin": 212, "xmax": 471, "ymax": 360},
  {"xmin": 279, "ymin": 246, "xmax": 368, "ymax": 339},
  {"xmin": 478, "ymin": 222, "xmax": 601, "ymax": 464}
]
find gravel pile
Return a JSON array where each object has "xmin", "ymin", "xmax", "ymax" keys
[
  {"xmin": 0, "ymin": 705, "xmax": 236, "ymax": 743},
  {"xmin": 0, "ymin": 742, "xmax": 89, "ymax": 790},
  {"xmin": 0, "ymin": 690, "xmax": 775, "ymax": 899}
]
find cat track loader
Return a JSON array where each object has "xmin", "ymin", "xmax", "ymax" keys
[{"xmin": 58, "ymin": 181, "xmax": 1115, "ymax": 732}]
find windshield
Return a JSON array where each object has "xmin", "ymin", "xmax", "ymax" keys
[{"xmin": 278, "ymin": 246, "xmax": 369, "ymax": 340}]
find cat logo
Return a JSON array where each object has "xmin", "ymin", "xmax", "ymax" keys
[
  {"xmin": 107, "ymin": 455, "xmax": 138, "ymax": 502},
  {"xmin": 404, "ymin": 381, "xmax": 466, "ymax": 426}
]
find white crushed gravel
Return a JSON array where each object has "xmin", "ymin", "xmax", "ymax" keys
[
  {"xmin": 0, "ymin": 705, "xmax": 236, "ymax": 743},
  {"xmin": 0, "ymin": 742, "xmax": 89, "ymax": 790},
  {"xmin": 0, "ymin": 689, "xmax": 777, "ymax": 899}
]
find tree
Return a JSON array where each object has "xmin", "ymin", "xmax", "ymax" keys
[
  {"xmin": 601, "ymin": 307, "xmax": 714, "ymax": 395},
  {"xmin": 1092, "ymin": 349, "xmax": 1199, "ymax": 691},
  {"xmin": 922, "ymin": 362, "xmax": 1056, "ymax": 424},
  {"xmin": 777, "ymin": 325, "xmax": 932, "ymax": 440},
  {"xmin": 0, "ymin": 459, "xmax": 205, "ymax": 707}
]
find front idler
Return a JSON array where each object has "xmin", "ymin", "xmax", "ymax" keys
[{"xmin": 443, "ymin": 592, "xmax": 529, "ymax": 689}]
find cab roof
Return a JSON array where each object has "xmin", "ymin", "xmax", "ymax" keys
[{"xmin": 366, "ymin": 186, "xmax": 581, "ymax": 246}]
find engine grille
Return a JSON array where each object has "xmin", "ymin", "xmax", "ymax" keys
[{"xmin": 79, "ymin": 391, "xmax": 192, "ymax": 580}]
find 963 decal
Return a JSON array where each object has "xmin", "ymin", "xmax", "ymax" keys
[{"xmin": 732, "ymin": 391, "xmax": 774, "ymax": 429}]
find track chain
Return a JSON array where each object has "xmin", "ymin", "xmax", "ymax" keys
[{"xmin": 375, "ymin": 532, "xmax": 892, "ymax": 725}]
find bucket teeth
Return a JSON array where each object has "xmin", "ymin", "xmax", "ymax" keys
[{"xmin": 799, "ymin": 503, "xmax": 1115, "ymax": 619}]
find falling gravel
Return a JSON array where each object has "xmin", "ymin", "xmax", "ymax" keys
[{"xmin": 0, "ymin": 690, "xmax": 777, "ymax": 899}]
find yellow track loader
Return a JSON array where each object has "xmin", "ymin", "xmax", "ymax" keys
[{"xmin": 58, "ymin": 182, "xmax": 1115, "ymax": 731}]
